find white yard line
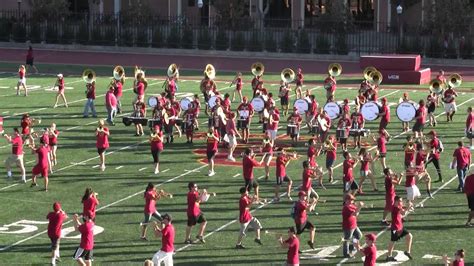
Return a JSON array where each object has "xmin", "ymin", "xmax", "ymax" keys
[{"xmin": 115, "ymin": 166, "xmax": 124, "ymax": 170}]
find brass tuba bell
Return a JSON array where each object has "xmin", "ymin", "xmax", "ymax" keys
[
  {"xmin": 167, "ymin": 63, "xmax": 179, "ymax": 78},
  {"xmin": 429, "ymin": 78, "xmax": 445, "ymax": 94},
  {"xmin": 368, "ymin": 70, "xmax": 383, "ymax": 86},
  {"xmin": 113, "ymin": 65, "xmax": 125, "ymax": 81},
  {"xmin": 134, "ymin": 66, "xmax": 145, "ymax": 80},
  {"xmin": 328, "ymin": 63, "xmax": 342, "ymax": 77},
  {"xmin": 251, "ymin": 62, "xmax": 265, "ymax": 77},
  {"xmin": 363, "ymin": 66, "xmax": 377, "ymax": 81},
  {"xmin": 448, "ymin": 73, "xmax": 462, "ymax": 88},
  {"xmin": 204, "ymin": 64, "xmax": 216, "ymax": 80},
  {"xmin": 82, "ymin": 69, "xmax": 96, "ymax": 84},
  {"xmin": 280, "ymin": 68, "xmax": 295, "ymax": 83}
]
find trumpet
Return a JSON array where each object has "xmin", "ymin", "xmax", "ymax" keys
[
  {"xmin": 113, "ymin": 65, "xmax": 125, "ymax": 81},
  {"xmin": 251, "ymin": 62, "xmax": 265, "ymax": 77},
  {"xmin": 31, "ymin": 117, "xmax": 41, "ymax": 126},
  {"xmin": 82, "ymin": 69, "xmax": 96, "ymax": 84},
  {"xmin": 328, "ymin": 63, "xmax": 342, "ymax": 77},
  {"xmin": 150, "ymin": 133, "xmax": 162, "ymax": 141},
  {"xmin": 157, "ymin": 189, "xmax": 173, "ymax": 198},
  {"xmin": 96, "ymin": 127, "xmax": 104, "ymax": 133}
]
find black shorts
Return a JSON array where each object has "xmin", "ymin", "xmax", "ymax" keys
[
  {"xmin": 326, "ymin": 158, "xmax": 335, "ymax": 169},
  {"xmin": 50, "ymin": 237, "xmax": 58, "ymax": 249},
  {"xmin": 379, "ymin": 152, "xmax": 386, "ymax": 158},
  {"xmin": 390, "ymin": 228, "xmax": 409, "ymax": 242},
  {"xmin": 245, "ymin": 179, "xmax": 259, "ymax": 192},
  {"xmin": 187, "ymin": 213, "xmax": 206, "ymax": 226},
  {"xmin": 276, "ymin": 175, "xmax": 291, "ymax": 186},
  {"xmin": 295, "ymin": 221, "xmax": 314, "ymax": 235},
  {"xmin": 468, "ymin": 194, "xmax": 474, "ymax": 211},
  {"xmin": 343, "ymin": 180, "xmax": 359, "ymax": 192},
  {"xmin": 97, "ymin": 148, "xmax": 106, "ymax": 155},
  {"xmin": 339, "ymin": 138, "xmax": 347, "ymax": 144},
  {"xmin": 73, "ymin": 247, "xmax": 92, "ymax": 261},
  {"xmin": 151, "ymin": 149, "xmax": 161, "ymax": 163},
  {"xmin": 207, "ymin": 150, "xmax": 217, "ymax": 161},
  {"xmin": 280, "ymin": 97, "xmax": 289, "ymax": 106},
  {"xmin": 26, "ymin": 58, "xmax": 33, "ymax": 66},
  {"xmin": 412, "ymin": 122, "xmax": 424, "ymax": 132},
  {"xmin": 427, "ymin": 104, "xmax": 435, "ymax": 114}
]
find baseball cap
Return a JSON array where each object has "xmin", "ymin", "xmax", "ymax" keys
[
  {"xmin": 57, "ymin": 74, "xmax": 63, "ymax": 78},
  {"xmin": 53, "ymin": 202, "xmax": 61, "ymax": 212},
  {"xmin": 298, "ymin": 191, "xmax": 307, "ymax": 197},
  {"xmin": 365, "ymin": 233, "xmax": 377, "ymax": 242}
]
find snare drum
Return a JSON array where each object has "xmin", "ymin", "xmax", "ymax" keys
[
  {"xmin": 180, "ymin": 97, "xmax": 193, "ymax": 111},
  {"xmin": 237, "ymin": 119, "xmax": 248, "ymax": 129},
  {"xmin": 324, "ymin": 102, "xmax": 342, "ymax": 120},
  {"xmin": 361, "ymin": 129, "xmax": 370, "ymax": 137},
  {"xmin": 361, "ymin": 101, "xmax": 381, "ymax": 121},
  {"xmin": 251, "ymin": 97, "xmax": 265, "ymax": 112},
  {"xmin": 208, "ymin": 95, "xmax": 221, "ymax": 109},
  {"xmin": 175, "ymin": 118, "xmax": 183, "ymax": 126},
  {"xmin": 396, "ymin": 102, "xmax": 417, "ymax": 122},
  {"xmin": 349, "ymin": 129, "xmax": 360, "ymax": 137},
  {"xmin": 310, "ymin": 125, "xmax": 320, "ymax": 135},
  {"xmin": 287, "ymin": 124, "xmax": 297, "ymax": 136},
  {"xmin": 293, "ymin": 99, "xmax": 309, "ymax": 114},
  {"xmin": 147, "ymin": 96, "xmax": 158, "ymax": 108},
  {"xmin": 336, "ymin": 128, "xmax": 348, "ymax": 139}
]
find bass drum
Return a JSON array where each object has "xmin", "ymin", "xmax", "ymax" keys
[
  {"xmin": 147, "ymin": 96, "xmax": 158, "ymax": 108},
  {"xmin": 208, "ymin": 95, "xmax": 221, "ymax": 109},
  {"xmin": 323, "ymin": 102, "xmax": 342, "ymax": 120},
  {"xmin": 180, "ymin": 97, "xmax": 193, "ymax": 111},
  {"xmin": 361, "ymin": 101, "xmax": 381, "ymax": 121},
  {"xmin": 293, "ymin": 99, "xmax": 309, "ymax": 114},
  {"xmin": 251, "ymin": 97, "xmax": 265, "ymax": 112},
  {"xmin": 396, "ymin": 102, "xmax": 417, "ymax": 122}
]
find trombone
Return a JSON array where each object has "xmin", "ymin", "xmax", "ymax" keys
[
  {"xmin": 328, "ymin": 63, "xmax": 342, "ymax": 77},
  {"xmin": 251, "ymin": 62, "xmax": 264, "ymax": 77},
  {"xmin": 82, "ymin": 69, "xmax": 96, "ymax": 84}
]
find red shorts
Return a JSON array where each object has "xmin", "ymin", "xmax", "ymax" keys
[
  {"xmin": 32, "ymin": 164, "xmax": 48, "ymax": 178},
  {"xmin": 384, "ymin": 195, "xmax": 394, "ymax": 211}
]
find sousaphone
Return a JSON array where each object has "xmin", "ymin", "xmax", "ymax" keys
[
  {"xmin": 167, "ymin": 63, "xmax": 179, "ymax": 78},
  {"xmin": 82, "ymin": 69, "xmax": 96, "ymax": 84},
  {"xmin": 204, "ymin": 64, "xmax": 216, "ymax": 80},
  {"xmin": 113, "ymin": 66, "xmax": 125, "ymax": 81},
  {"xmin": 328, "ymin": 63, "xmax": 342, "ymax": 77},
  {"xmin": 251, "ymin": 62, "xmax": 265, "ymax": 77},
  {"xmin": 429, "ymin": 78, "xmax": 445, "ymax": 95},
  {"xmin": 368, "ymin": 70, "xmax": 383, "ymax": 86},
  {"xmin": 448, "ymin": 73, "xmax": 462, "ymax": 88},
  {"xmin": 280, "ymin": 68, "xmax": 295, "ymax": 83},
  {"xmin": 363, "ymin": 66, "xmax": 377, "ymax": 80}
]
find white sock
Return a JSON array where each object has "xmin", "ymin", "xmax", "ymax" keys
[{"xmin": 21, "ymin": 175, "xmax": 26, "ymax": 180}]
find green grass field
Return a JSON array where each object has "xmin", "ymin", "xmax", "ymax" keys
[{"xmin": 0, "ymin": 63, "xmax": 473, "ymax": 266}]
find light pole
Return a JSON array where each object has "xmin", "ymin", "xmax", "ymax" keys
[
  {"xmin": 197, "ymin": 0, "xmax": 211, "ymax": 28},
  {"xmin": 17, "ymin": 0, "xmax": 22, "ymax": 18},
  {"xmin": 396, "ymin": 4, "xmax": 403, "ymax": 42}
]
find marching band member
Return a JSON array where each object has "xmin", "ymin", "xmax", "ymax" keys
[
  {"xmin": 415, "ymin": 143, "xmax": 433, "ymax": 198},
  {"xmin": 53, "ymin": 74, "xmax": 68, "ymax": 108},
  {"xmin": 3, "ymin": 128, "xmax": 26, "ymax": 182},
  {"xmin": 251, "ymin": 75, "xmax": 263, "ymax": 98},
  {"xmin": 307, "ymin": 138, "xmax": 322, "ymax": 170},
  {"xmin": 261, "ymin": 134, "xmax": 274, "ymax": 180},
  {"xmin": 17, "ymin": 65, "xmax": 27, "ymax": 96},
  {"xmin": 386, "ymin": 196, "xmax": 414, "ymax": 262},
  {"xmin": 134, "ymin": 71, "xmax": 146, "ymax": 104},
  {"xmin": 266, "ymin": 106, "xmax": 280, "ymax": 145},
  {"xmin": 357, "ymin": 148, "xmax": 377, "ymax": 194},
  {"xmin": 231, "ymin": 72, "xmax": 243, "ymax": 103},
  {"xmin": 316, "ymin": 108, "xmax": 331, "ymax": 142},
  {"xmin": 341, "ymin": 193, "xmax": 364, "ymax": 259},
  {"xmin": 140, "ymin": 183, "xmax": 164, "ymax": 240},
  {"xmin": 426, "ymin": 130, "xmax": 444, "ymax": 183},
  {"xmin": 20, "ymin": 113, "xmax": 33, "ymax": 137},
  {"xmin": 47, "ymin": 202, "xmax": 67, "ymax": 265},
  {"xmin": 274, "ymin": 147, "xmax": 296, "ymax": 201},
  {"xmin": 336, "ymin": 114, "xmax": 351, "ymax": 151},
  {"xmin": 413, "ymin": 99, "xmax": 427, "ymax": 139},
  {"xmin": 82, "ymin": 187, "xmax": 99, "ymax": 220},
  {"xmin": 113, "ymin": 77, "xmax": 123, "ymax": 114},
  {"xmin": 379, "ymin": 98, "xmax": 391, "ymax": 138},
  {"xmin": 443, "ymin": 85, "xmax": 458, "ymax": 122},
  {"xmin": 278, "ymin": 227, "xmax": 300, "ymax": 266},
  {"xmin": 201, "ymin": 77, "xmax": 217, "ymax": 115},
  {"xmin": 437, "ymin": 70, "xmax": 447, "ymax": 106},
  {"xmin": 443, "ymin": 249, "xmax": 466, "ymax": 266},
  {"xmin": 237, "ymin": 97, "xmax": 254, "ymax": 143},
  {"xmin": 133, "ymin": 100, "xmax": 146, "ymax": 136},
  {"xmin": 342, "ymin": 151, "xmax": 360, "ymax": 195},
  {"xmin": 293, "ymin": 190, "xmax": 317, "ymax": 250},
  {"xmin": 341, "ymin": 99, "xmax": 350, "ymax": 116},
  {"xmin": 48, "ymin": 123, "xmax": 59, "ymax": 167},
  {"xmin": 399, "ymin": 93, "xmax": 411, "ymax": 132},
  {"xmin": 356, "ymin": 233, "xmax": 377, "ymax": 266},
  {"xmin": 183, "ymin": 104, "xmax": 197, "ymax": 144},
  {"xmin": 72, "ymin": 213, "xmax": 95, "ymax": 266},
  {"xmin": 29, "ymin": 137, "xmax": 50, "ymax": 191},
  {"xmin": 426, "ymin": 92, "xmax": 437, "ymax": 127},
  {"xmin": 225, "ymin": 112, "xmax": 241, "ymax": 161},
  {"xmin": 105, "ymin": 86, "xmax": 117, "ymax": 126},
  {"xmin": 405, "ymin": 164, "xmax": 422, "ymax": 211},
  {"xmin": 451, "ymin": 141, "xmax": 471, "ymax": 191},
  {"xmin": 164, "ymin": 102, "xmax": 179, "ymax": 143},
  {"xmin": 324, "ymin": 73, "xmax": 336, "ymax": 101},
  {"xmin": 206, "ymin": 128, "xmax": 219, "ymax": 176},
  {"xmin": 170, "ymin": 96, "xmax": 183, "ymax": 137},
  {"xmin": 243, "ymin": 148, "xmax": 265, "ymax": 200},
  {"xmin": 366, "ymin": 84, "xmax": 378, "ymax": 101},
  {"xmin": 95, "ymin": 119, "xmax": 110, "ymax": 171},
  {"xmin": 223, "ymin": 93, "xmax": 232, "ymax": 113},
  {"xmin": 210, "ymin": 99, "xmax": 226, "ymax": 140},
  {"xmin": 374, "ymin": 130, "xmax": 388, "ymax": 170},
  {"xmin": 166, "ymin": 76, "xmax": 177, "ymax": 99},
  {"xmin": 287, "ymin": 107, "xmax": 302, "ymax": 146},
  {"xmin": 83, "ymin": 80, "xmax": 97, "ymax": 118},
  {"xmin": 306, "ymin": 95, "xmax": 318, "ymax": 131},
  {"xmin": 193, "ymin": 94, "xmax": 201, "ymax": 120},
  {"xmin": 354, "ymin": 90, "xmax": 366, "ymax": 107},
  {"xmin": 235, "ymin": 187, "xmax": 263, "ymax": 249},
  {"xmin": 359, "ymin": 78, "xmax": 371, "ymax": 97},
  {"xmin": 301, "ymin": 160, "xmax": 323, "ymax": 200},
  {"xmin": 381, "ymin": 168, "xmax": 403, "ymax": 225},
  {"xmin": 295, "ymin": 68, "xmax": 304, "ymax": 99},
  {"xmin": 466, "ymin": 107, "xmax": 474, "ymax": 150},
  {"xmin": 324, "ymin": 135, "xmax": 337, "ymax": 183},
  {"xmin": 25, "ymin": 46, "xmax": 39, "ymax": 73},
  {"xmin": 150, "ymin": 125, "xmax": 164, "ymax": 174},
  {"xmin": 279, "ymin": 80, "xmax": 291, "ymax": 116},
  {"xmin": 185, "ymin": 182, "xmax": 208, "ymax": 244},
  {"xmin": 152, "ymin": 214, "xmax": 175, "ymax": 266},
  {"xmin": 350, "ymin": 105, "xmax": 365, "ymax": 149}
]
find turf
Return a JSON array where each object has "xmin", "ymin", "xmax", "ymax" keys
[{"xmin": 0, "ymin": 64, "xmax": 473, "ymax": 265}]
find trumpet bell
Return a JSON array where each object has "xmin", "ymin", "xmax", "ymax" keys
[
  {"xmin": 113, "ymin": 66, "xmax": 125, "ymax": 81},
  {"xmin": 363, "ymin": 66, "xmax": 377, "ymax": 80},
  {"xmin": 82, "ymin": 69, "xmax": 96, "ymax": 84},
  {"xmin": 429, "ymin": 78, "xmax": 445, "ymax": 94},
  {"xmin": 251, "ymin": 62, "xmax": 265, "ymax": 77},
  {"xmin": 280, "ymin": 68, "xmax": 295, "ymax": 83},
  {"xmin": 204, "ymin": 64, "xmax": 216, "ymax": 80},
  {"xmin": 328, "ymin": 63, "xmax": 342, "ymax": 77},
  {"xmin": 167, "ymin": 63, "xmax": 179, "ymax": 78},
  {"xmin": 448, "ymin": 73, "xmax": 462, "ymax": 88},
  {"xmin": 368, "ymin": 70, "xmax": 383, "ymax": 86}
]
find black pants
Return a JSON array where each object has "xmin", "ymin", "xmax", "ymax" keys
[{"xmin": 425, "ymin": 157, "xmax": 442, "ymax": 180}]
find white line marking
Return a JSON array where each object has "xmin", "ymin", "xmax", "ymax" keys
[
  {"xmin": 139, "ymin": 167, "xmax": 147, "ymax": 172},
  {"xmin": 92, "ymin": 165, "xmax": 99, "ymax": 169},
  {"xmin": 2, "ymin": 111, "xmax": 9, "ymax": 114},
  {"xmin": 115, "ymin": 166, "xmax": 124, "ymax": 170},
  {"xmin": 162, "ymin": 168, "xmax": 170, "ymax": 173},
  {"xmin": 233, "ymin": 173, "xmax": 240, "ymax": 177},
  {"xmin": 65, "ymin": 126, "xmax": 80, "ymax": 131}
]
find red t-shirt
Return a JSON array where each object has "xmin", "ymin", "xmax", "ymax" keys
[
  {"xmin": 168, "ymin": 80, "xmax": 176, "ymax": 95},
  {"xmin": 443, "ymin": 89, "xmax": 456, "ymax": 103},
  {"xmin": 36, "ymin": 146, "xmax": 49, "ymax": 168},
  {"xmin": 324, "ymin": 77, "xmax": 336, "ymax": 92},
  {"xmin": 226, "ymin": 119, "xmax": 237, "ymax": 136},
  {"xmin": 150, "ymin": 131, "xmax": 163, "ymax": 151},
  {"xmin": 453, "ymin": 147, "xmax": 471, "ymax": 169},
  {"xmin": 363, "ymin": 245, "xmax": 377, "ymax": 266},
  {"xmin": 268, "ymin": 113, "xmax": 280, "ymax": 130},
  {"xmin": 430, "ymin": 138, "xmax": 441, "ymax": 160},
  {"xmin": 404, "ymin": 148, "xmax": 415, "ymax": 164},
  {"xmin": 86, "ymin": 84, "xmax": 95, "ymax": 99},
  {"xmin": 19, "ymin": 70, "xmax": 25, "ymax": 78},
  {"xmin": 360, "ymin": 155, "xmax": 370, "ymax": 171},
  {"xmin": 187, "ymin": 191, "xmax": 200, "ymax": 217},
  {"xmin": 243, "ymin": 156, "xmax": 259, "ymax": 180},
  {"xmin": 114, "ymin": 81, "xmax": 123, "ymax": 97},
  {"xmin": 206, "ymin": 134, "xmax": 219, "ymax": 152},
  {"xmin": 381, "ymin": 105, "xmax": 390, "ymax": 122},
  {"xmin": 11, "ymin": 135, "xmax": 23, "ymax": 155},
  {"xmin": 416, "ymin": 105, "xmax": 426, "ymax": 124},
  {"xmin": 343, "ymin": 159, "xmax": 355, "ymax": 182},
  {"xmin": 49, "ymin": 130, "xmax": 59, "ymax": 145},
  {"xmin": 464, "ymin": 174, "xmax": 474, "ymax": 196},
  {"xmin": 144, "ymin": 189, "xmax": 157, "ymax": 214},
  {"xmin": 58, "ymin": 79, "xmax": 64, "ymax": 91},
  {"xmin": 342, "ymin": 203, "xmax": 357, "ymax": 230},
  {"xmin": 21, "ymin": 118, "xmax": 30, "ymax": 135},
  {"xmin": 96, "ymin": 128, "xmax": 110, "ymax": 149},
  {"xmin": 239, "ymin": 195, "xmax": 252, "ymax": 223},
  {"xmin": 416, "ymin": 151, "xmax": 427, "ymax": 167},
  {"xmin": 276, "ymin": 155, "xmax": 288, "ymax": 178},
  {"xmin": 105, "ymin": 91, "xmax": 117, "ymax": 108},
  {"xmin": 26, "ymin": 50, "xmax": 33, "ymax": 60},
  {"xmin": 466, "ymin": 113, "xmax": 474, "ymax": 130},
  {"xmin": 296, "ymin": 73, "xmax": 304, "ymax": 86},
  {"xmin": 453, "ymin": 260, "xmax": 465, "ymax": 266},
  {"xmin": 385, "ymin": 175, "xmax": 395, "ymax": 199},
  {"xmin": 377, "ymin": 136, "xmax": 387, "ymax": 153},
  {"xmin": 82, "ymin": 196, "xmax": 99, "ymax": 219},
  {"xmin": 285, "ymin": 236, "xmax": 300, "ymax": 264},
  {"xmin": 326, "ymin": 141, "xmax": 337, "ymax": 161},
  {"xmin": 136, "ymin": 82, "xmax": 145, "ymax": 96},
  {"xmin": 301, "ymin": 169, "xmax": 314, "ymax": 191},
  {"xmin": 235, "ymin": 77, "xmax": 242, "ymax": 90},
  {"xmin": 79, "ymin": 221, "xmax": 94, "ymax": 250},
  {"xmin": 294, "ymin": 200, "xmax": 307, "ymax": 225},
  {"xmin": 391, "ymin": 205, "xmax": 403, "ymax": 231},
  {"xmin": 160, "ymin": 224, "xmax": 175, "ymax": 252},
  {"xmin": 405, "ymin": 170, "xmax": 416, "ymax": 187},
  {"xmin": 46, "ymin": 211, "xmax": 66, "ymax": 239}
]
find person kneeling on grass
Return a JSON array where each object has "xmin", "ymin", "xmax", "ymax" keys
[
  {"xmin": 386, "ymin": 196, "xmax": 413, "ymax": 262},
  {"xmin": 236, "ymin": 187, "xmax": 263, "ymax": 249}
]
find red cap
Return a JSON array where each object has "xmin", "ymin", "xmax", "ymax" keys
[
  {"xmin": 298, "ymin": 191, "xmax": 307, "ymax": 197},
  {"xmin": 53, "ymin": 202, "xmax": 61, "ymax": 212},
  {"xmin": 365, "ymin": 233, "xmax": 377, "ymax": 242}
]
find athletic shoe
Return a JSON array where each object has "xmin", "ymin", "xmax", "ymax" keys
[
  {"xmin": 154, "ymin": 169, "xmax": 160, "ymax": 175},
  {"xmin": 184, "ymin": 239, "xmax": 193, "ymax": 244},
  {"xmin": 404, "ymin": 251, "xmax": 413, "ymax": 260},
  {"xmin": 465, "ymin": 222, "xmax": 473, "ymax": 227},
  {"xmin": 380, "ymin": 220, "xmax": 390, "ymax": 226},
  {"xmin": 208, "ymin": 171, "xmax": 215, "ymax": 177},
  {"xmin": 235, "ymin": 244, "xmax": 246, "ymax": 249},
  {"xmin": 140, "ymin": 236, "xmax": 148, "ymax": 241},
  {"xmin": 196, "ymin": 235, "xmax": 206, "ymax": 243},
  {"xmin": 30, "ymin": 183, "xmax": 38, "ymax": 187},
  {"xmin": 254, "ymin": 238, "xmax": 263, "ymax": 245},
  {"xmin": 386, "ymin": 256, "xmax": 397, "ymax": 262},
  {"xmin": 229, "ymin": 156, "xmax": 236, "ymax": 162},
  {"xmin": 287, "ymin": 196, "xmax": 293, "ymax": 201},
  {"xmin": 307, "ymin": 241, "xmax": 315, "ymax": 249}
]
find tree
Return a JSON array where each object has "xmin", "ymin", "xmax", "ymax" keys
[
  {"xmin": 29, "ymin": 0, "xmax": 70, "ymax": 21},
  {"xmin": 426, "ymin": 0, "xmax": 472, "ymax": 37},
  {"xmin": 214, "ymin": 0, "xmax": 248, "ymax": 30}
]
